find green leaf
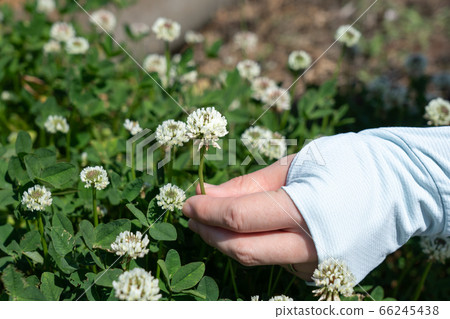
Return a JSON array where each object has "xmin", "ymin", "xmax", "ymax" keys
[
  {"xmin": 195, "ymin": 276, "xmax": 219, "ymax": 301},
  {"xmin": 79, "ymin": 220, "xmax": 95, "ymax": 250},
  {"xmin": 15, "ymin": 131, "xmax": 32, "ymax": 155},
  {"xmin": 1, "ymin": 265, "xmax": 46, "ymax": 300},
  {"xmin": 40, "ymin": 163, "xmax": 77, "ymax": 188},
  {"xmin": 50, "ymin": 212, "xmax": 75, "ymax": 256},
  {"xmin": 157, "ymin": 259, "xmax": 170, "ymax": 284},
  {"xmin": 0, "ymin": 224, "xmax": 13, "ymax": 245},
  {"xmin": 7, "ymin": 156, "xmax": 30, "ymax": 185},
  {"xmin": 206, "ymin": 39, "xmax": 223, "ymax": 58},
  {"xmin": 48, "ymin": 242, "xmax": 77, "ymax": 274},
  {"xmin": 95, "ymin": 269, "xmax": 123, "ymax": 288},
  {"xmin": 171, "ymin": 262, "xmax": 205, "ymax": 292},
  {"xmin": 122, "ymin": 178, "xmax": 143, "ymax": 202},
  {"xmin": 40, "ymin": 272, "xmax": 63, "ymax": 301},
  {"xmin": 24, "ymin": 149, "xmax": 57, "ymax": 181},
  {"xmin": 93, "ymin": 219, "xmax": 131, "ymax": 250},
  {"xmin": 149, "ymin": 222, "xmax": 177, "ymax": 241},
  {"xmin": 126, "ymin": 203, "xmax": 149, "ymax": 227},
  {"xmin": 23, "ymin": 251, "xmax": 44, "ymax": 264},
  {"xmin": 371, "ymin": 286, "xmax": 384, "ymax": 301},
  {"xmin": 165, "ymin": 249, "xmax": 181, "ymax": 279},
  {"xmin": 20, "ymin": 230, "xmax": 41, "ymax": 252},
  {"xmin": 147, "ymin": 197, "xmax": 163, "ymax": 223}
]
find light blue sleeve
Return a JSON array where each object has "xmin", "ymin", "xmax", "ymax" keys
[{"xmin": 282, "ymin": 127, "xmax": 450, "ymax": 284}]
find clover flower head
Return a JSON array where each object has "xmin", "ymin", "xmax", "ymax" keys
[
  {"xmin": 43, "ymin": 40, "xmax": 61, "ymax": 54},
  {"xmin": 81, "ymin": 152, "xmax": 88, "ymax": 167},
  {"xmin": 113, "ymin": 268, "xmax": 161, "ymax": 301},
  {"xmin": 420, "ymin": 236, "xmax": 450, "ymax": 264},
  {"xmin": 288, "ymin": 50, "xmax": 312, "ymax": 71},
  {"xmin": 90, "ymin": 9, "xmax": 117, "ymax": 33},
  {"xmin": 335, "ymin": 25, "xmax": 361, "ymax": 47},
  {"xmin": 37, "ymin": 0, "xmax": 55, "ymax": 14},
  {"xmin": 80, "ymin": 166, "xmax": 109, "ymax": 190},
  {"xmin": 405, "ymin": 53, "xmax": 427, "ymax": 78},
  {"xmin": 251, "ymin": 77, "xmax": 277, "ymax": 100},
  {"xmin": 66, "ymin": 37, "xmax": 89, "ymax": 55},
  {"xmin": 262, "ymin": 86, "xmax": 291, "ymax": 112},
  {"xmin": 110, "ymin": 231, "xmax": 150, "ymax": 259},
  {"xmin": 241, "ymin": 126, "xmax": 272, "ymax": 150},
  {"xmin": 50, "ymin": 22, "xmax": 75, "ymax": 42},
  {"xmin": 143, "ymin": 54, "xmax": 167, "ymax": 75},
  {"xmin": 269, "ymin": 295, "xmax": 294, "ymax": 301},
  {"xmin": 424, "ymin": 98, "xmax": 450, "ymax": 126},
  {"xmin": 263, "ymin": 132, "xmax": 287, "ymax": 160},
  {"xmin": 155, "ymin": 120, "xmax": 189, "ymax": 149},
  {"xmin": 156, "ymin": 183, "xmax": 186, "ymax": 212},
  {"xmin": 180, "ymin": 70, "xmax": 198, "ymax": 85},
  {"xmin": 186, "ymin": 107, "xmax": 228, "ymax": 150},
  {"xmin": 152, "ymin": 17, "xmax": 181, "ymax": 42},
  {"xmin": 237, "ymin": 59, "xmax": 261, "ymax": 81},
  {"xmin": 123, "ymin": 119, "xmax": 143, "ymax": 136},
  {"xmin": 312, "ymin": 258, "xmax": 356, "ymax": 301},
  {"xmin": 129, "ymin": 22, "xmax": 150, "ymax": 38},
  {"xmin": 1, "ymin": 91, "xmax": 12, "ymax": 101},
  {"xmin": 250, "ymin": 295, "xmax": 260, "ymax": 301},
  {"xmin": 185, "ymin": 30, "xmax": 204, "ymax": 44},
  {"xmin": 233, "ymin": 31, "xmax": 258, "ymax": 53},
  {"xmin": 44, "ymin": 115, "xmax": 69, "ymax": 134},
  {"xmin": 22, "ymin": 185, "xmax": 52, "ymax": 212}
]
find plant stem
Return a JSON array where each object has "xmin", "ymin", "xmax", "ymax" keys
[
  {"xmin": 165, "ymin": 41, "xmax": 171, "ymax": 84},
  {"xmin": 198, "ymin": 147, "xmax": 206, "ymax": 195},
  {"xmin": 92, "ymin": 188, "xmax": 98, "ymax": 227},
  {"xmin": 66, "ymin": 131, "xmax": 71, "ymax": 162},
  {"xmin": 37, "ymin": 211, "xmax": 48, "ymax": 260},
  {"xmin": 283, "ymin": 275, "xmax": 297, "ymax": 295},
  {"xmin": 267, "ymin": 265, "xmax": 274, "ymax": 297},
  {"xmin": 166, "ymin": 149, "xmax": 174, "ymax": 183},
  {"xmin": 228, "ymin": 259, "xmax": 239, "ymax": 299},
  {"xmin": 412, "ymin": 261, "xmax": 433, "ymax": 301},
  {"xmin": 280, "ymin": 111, "xmax": 290, "ymax": 130},
  {"xmin": 270, "ymin": 266, "xmax": 284, "ymax": 297}
]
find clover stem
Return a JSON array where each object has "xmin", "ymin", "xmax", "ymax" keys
[
  {"xmin": 412, "ymin": 261, "xmax": 433, "ymax": 301},
  {"xmin": 228, "ymin": 259, "xmax": 239, "ymax": 299},
  {"xmin": 165, "ymin": 41, "xmax": 171, "ymax": 83},
  {"xmin": 66, "ymin": 130, "xmax": 71, "ymax": 162},
  {"xmin": 37, "ymin": 211, "xmax": 48, "ymax": 261},
  {"xmin": 166, "ymin": 149, "xmax": 174, "ymax": 183},
  {"xmin": 131, "ymin": 143, "xmax": 136, "ymax": 180},
  {"xmin": 199, "ymin": 147, "xmax": 206, "ymax": 195},
  {"xmin": 92, "ymin": 188, "xmax": 98, "ymax": 227},
  {"xmin": 267, "ymin": 265, "xmax": 274, "ymax": 297}
]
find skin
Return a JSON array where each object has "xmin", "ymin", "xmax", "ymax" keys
[{"xmin": 182, "ymin": 154, "xmax": 318, "ymax": 281}]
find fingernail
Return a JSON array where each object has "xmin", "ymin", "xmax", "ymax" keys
[{"xmin": 182, "ymin": 202, "xmax": 193, "ymax": 217}]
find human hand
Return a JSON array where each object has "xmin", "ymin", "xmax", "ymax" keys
[{"xmin": 182, "ymin": 154, "xmax": 318, "ymax": 280}]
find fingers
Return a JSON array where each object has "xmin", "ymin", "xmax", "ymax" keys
[
  {"xmin": 188, "ymin": 219, "xmax": 317, "ymax": 268},
  {"xmin": 195, "ymin": 154, "xmax": 296, "ymax": 197},
  {"xmin": 184, "ymin": 188, "xmax": 306, "ymax": 233}
]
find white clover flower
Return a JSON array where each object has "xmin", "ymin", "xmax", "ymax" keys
[
  {"xmin": 262, "ymin": 86, "xmax": 291, "ymax": 112},
  {"xmin": 288, "ymin": 50, "xmax": 312, "ymax": 71},
  {"xmin": 335, "ymin": 25, "xmax": 361, "ymax": 47},
  {"xmin": 90, "ymin": 9, "xmax": 117, "ymax": 33},
  {"xmin": 129, "ymin": 22, "xmax": 150, "ymax": 38},
  {"xmin": 241, "ymin": 126, "xmax": 272, "ymax": 150},
  {"xmin": 50, "ymin": 22, "xmax": 75, "ymax": 42},
  {"xmin": 420, "ymin": 236, "xmax": 450, "ymax": 264},
  {"xmin": 66, "ymin": 37, "xmax": 89, "ymax": 55},
  {"xmin": 424, "ymin": 98, "xmax": 450, "ymax": 126},
  {"xmin": 269, "ymin": 295, "xmax": 294, "ymax": 301},
  {"xmin": 262, "ymin": 132, "xmax": 287, "ymax": 160},
  {"xmin": 237, "ymin": 60, "xmax": 261, "ymax": 81},
  {"xmin": 186, "ymin": 107, "xmax": 228, "ymax": 150},
  {"xmin": 81, "ymin": 152, "xmax": 88, "ymax": 167},
  {"xmin": 155, "ymin": 120, "xmax": 189, "ymax": 149},
  {"xmin": 312, "ymin": 258, "xmax": 356, "ymax": 301},
  {"xmin": 44, "ymin": 115, "xmax": 69, "ymax": 134},
  {"xmin": 43, "ymin": 40, "xmax": 61, "ymax": 54},
  {"xmin": 160, "ymin": 67, "xmax": 177, "ymax": 88},
  {"xmin": 229, "ymin": 99, "xmax": 241, "ymax": 111},
  {"xmin": 180, "ymin": 70, "xmax": 198, "ymax": 85},
  {"xmin": 80, "ymin": 166, "xmax": 109, "ymax": 190},
  {"xmin": 22, "ymin": 185, "xmax": 52, "ymax": 212},
  {"xmin": 233, "ymin": 31, "xmax": 258, "ymax": 53},
  {"xmin": 185, "ymin": 30, "xmax": 204, "ymax": 44},
  {"xmin": 251, "ymin": 295, "xmax": 260, "ymax": 301},
  {"xmin": 123, "ymin": 119, "xmax": 143, "ymax": 136},
  {"xmin": 152, "ymin": 17, "xmax": 181, "ymax": 42},
  {"xmin": 251, "ymin": 77, "xmax": 277, "ymax": 100},
  {"xmin": 156, "ymin": 183, "xmax": 186, "ymax": 212},
  {"xmin": 110, "ymin": 231, "xmax": 150, "ymax": 259},
  {"xmin": 1, "ymin": 91, "xmax": 13, "ymax": 101},
  {"xmin": 37, "ymin": 0, "xmax": 55, "ymax": 14},
  {"xmin": 113, "ymin": 268, "xmax": 161, "ymax": 301},
  {"xmin": 143, "ymin": 54, "xmax": 167, "ymax": 75}
]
